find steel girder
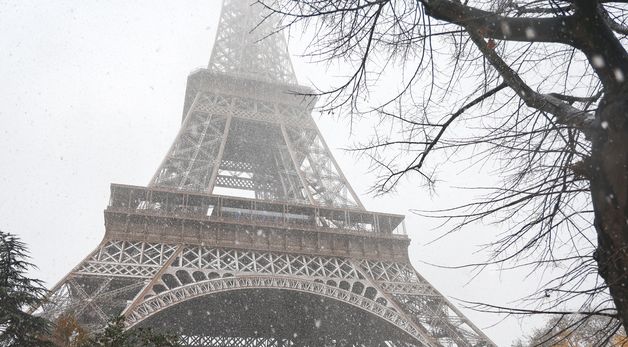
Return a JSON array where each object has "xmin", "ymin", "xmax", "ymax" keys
[
  {"xmin": 177, "ymin": 335, "xmax": 418, "ymax": 347},
  {"xmin": 40, "ymin": 239, "xmax": 495, "ymax": 347},
  {"xmin": 39, "ymin": 0, "xmax": 497, "ymax": 346},
  {"xmin": 150, "ymin": 88, "xmax": 363, "ymax": 209},
  {"xmin": 149, "ymin": 0, "xmax": 363, "ymax": 209},
  {"xmin": 208, "ymin": 0, "xmax": 296, "ymax": 85}
]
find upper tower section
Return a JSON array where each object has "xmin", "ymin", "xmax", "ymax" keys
[
  {"xmin": 208, "ymin": 0, "xmax": 297, "ymax": 85},
  {"xmin": 149, "ymin": 0, "xmax": 364, "ymax": 210}
]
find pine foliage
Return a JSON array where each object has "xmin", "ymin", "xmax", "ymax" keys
[{"xmin": 0, "ymin": 230, "xmax": 53, "ymax": 346}]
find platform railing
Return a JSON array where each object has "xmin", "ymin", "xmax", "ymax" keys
[{"xmin": 107, "ymin": 184, "xmax": 406, "ymax": 236}]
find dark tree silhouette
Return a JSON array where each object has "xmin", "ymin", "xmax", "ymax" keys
[
  {"xmin": 0, "ymin": 230, "xmax": 53, "ymax": 346},
  {"xmin": 259, "ymin": 0, "xmax": 628, "ymax": 338}
]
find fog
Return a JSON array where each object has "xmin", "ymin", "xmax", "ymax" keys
[{"xmin": 0, "ymin": 1, "xmax": 550, "ymax": 345}]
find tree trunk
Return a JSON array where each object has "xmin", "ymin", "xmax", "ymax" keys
[{"xmin": 590, "ymin": 90, "xmax": 628, "ymax": 329}]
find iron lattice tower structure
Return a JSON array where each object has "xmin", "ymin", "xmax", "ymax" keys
[{"xmin": 39, "ymin": 1, "xmax": 496, "ymax": 346}]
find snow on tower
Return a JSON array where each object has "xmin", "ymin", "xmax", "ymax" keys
[{"xmin": 39, "ymin": 1, "xmax": 496, "ymax": 346}]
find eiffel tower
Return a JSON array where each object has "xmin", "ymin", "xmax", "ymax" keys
[{"xmin": 39, "ymin": 1, "xmax": 496, "ymax": 346}]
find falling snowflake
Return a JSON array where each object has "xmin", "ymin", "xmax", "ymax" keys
[
  {"xmin": 592, "ymin": 55, "xmax": 605, "ymax": 68},
  {"xmin": 525, "ymin": 27, "xmax": 535, "ymax": 39}
]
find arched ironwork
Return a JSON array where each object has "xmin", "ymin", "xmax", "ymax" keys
[{"xmin": 125, "ymin": 275, "xmax": 432, "ymax": 346}]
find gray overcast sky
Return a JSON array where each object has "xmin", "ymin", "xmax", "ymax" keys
[{"xmin": 0, "ymin": 1, "xmax": 550, "ymax": 345}]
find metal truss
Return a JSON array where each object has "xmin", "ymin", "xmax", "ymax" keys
[
  {"xmin": 42, "ymin": 239, "xmax": 495, "ymax": 346},
  {"xmin": 150, "ymin": 0, "xmax": 363, "ymax": 209},
  {"xmin": 40, "ymin": 0, "xmax": 497, "ymax": 346},
  {"xmin": 151, "ymin": 95, "xmax": 230, "ymax": 192},
  {"xmin": 76, "ymin": 240, "xmax": 178, "ymax": 278},
  {"xmin": 170, "ymin": 246, "xmax": 364, "ymax": 280},
  {"xmin": 150, "ymin": 87, "xmax": 363, "ymax": 208},
  {"xmin": 126, "ymin": 275, "xmax": 430, "ymax": 345},
  {"xmin": 39, "ymin": 274, "xmax": 146, "ymax": 331},
  {"xmin": 180, "ymin": 335, "xmax": 293, "ymax": 347},
  {"xmin": 178, "ymin": 335, "xmax": 419, "ymax": 347},
  {"xmin": 106, "ymin": 184, "xmax": 406, "ymax": 240},
  {"xmin": 284, "ymin": 125, "xmax": 362, "ymax": 209},
  {"xmin": 359, "ymin": 260, "xmax": 494, "ymax": 347},
  {"xmin": 209, "ymin": 0, "xmax": 297, "ymax": 85}
]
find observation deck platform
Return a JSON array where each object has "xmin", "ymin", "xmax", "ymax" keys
[{"xmin": 105, "ymin": 184, "xmax": 410, "ymax": 262}]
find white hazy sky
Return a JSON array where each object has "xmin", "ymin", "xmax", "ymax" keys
[{"xmin": 0, "ymin": 1, "xmax": 553, "ymax": 345}]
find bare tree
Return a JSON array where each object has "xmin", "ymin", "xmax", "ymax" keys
[
  {"xmin": 512, "ymin": 314, "xmax": 627, "ymax": 346},
  {"xmin": 259, "ymin": 0, "xmax": 628, "ymax": 338}
]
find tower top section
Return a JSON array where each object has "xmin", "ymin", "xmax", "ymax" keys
[
  {"xmin": 208, "ymin": 0, "xmax": 297, "ymax": 85},
  {"xmin": 150, "ymin": 0, "xmax": 363, "ymax": 209}
]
